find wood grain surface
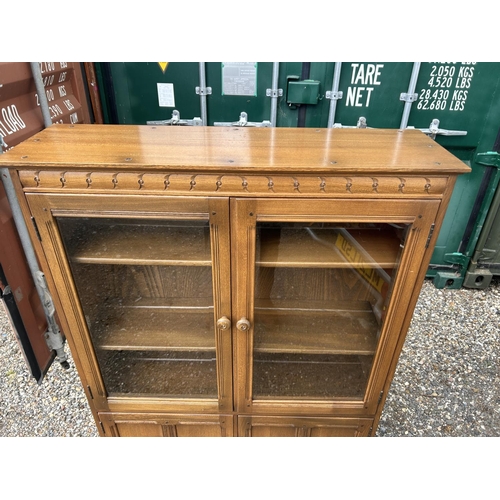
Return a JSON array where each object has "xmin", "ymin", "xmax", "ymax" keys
[{"xmin": 0, "ymin": 124, "xmax": 471, "ymax": 175}]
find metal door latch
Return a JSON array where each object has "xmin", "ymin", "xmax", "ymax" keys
[
  {"xmin": 410, "ymin": 119, "xmax": 467, "ymax": 140},
  {"xmin": 333, "ymin": 116, "xmax": 369, "ymax": 129},
  {"xmin": 147, "ymin": 110, "xmax": 203, "ymax": 126},
  {"xmin": 214, "ymin": 112, "xmax": 271, "ymax": 127}
]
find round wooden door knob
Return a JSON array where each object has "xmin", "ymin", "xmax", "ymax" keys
[
  {"xmin": 236, "ymin": 318, "xmax": 251, "ymax": 331},
  {"xmin": 216, "ymin": 316, "xmax": 231, "ymax": 330}
]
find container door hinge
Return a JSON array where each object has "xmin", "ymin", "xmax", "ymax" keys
[
  {"xmin": 426, "ymin": 223, "xmax": 436, "ymax": 248},
  {"xmin": 475, "ymin": 151, "xmax": 500, "ymax": 169},
  {"xmin": 31, "ymin": 217, "xmax": 41, "ymax": 242},
  {"xmin": 99, "ymin": 421, "xmax": 105, "ymax": 434},
  {"xmin": 87, "ymin": 385, "xmax": 94, "ymax": 400},
  {"xmin": 214, "ymin": 111, "xmax": 271, "ymax": 128},
  {"xmin": 368, "ymin": 425, "xmax": 374, "ymax": 437},
  {"xmin": 147, "ymin": 110, "xmax": 203, "ymax": 126},
  {"xmin": 443, "ymin": 252, "xmax": 468, "ymax": 267}
]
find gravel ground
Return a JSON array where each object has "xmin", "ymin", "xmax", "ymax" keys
[
  {"xmin": 0, "ymin": 307, "xmax": 99, "ymax": 437},
  {"xmin": 0, "ymin": 278, "xmax": 499, "ymax": 437},
  {"xmin": 377, "ymin": 277, "xmax": 500, "ymax": 437}
]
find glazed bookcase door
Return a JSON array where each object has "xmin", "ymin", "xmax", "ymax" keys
[
  {"xmin": 26, "ymin": 194, "xmax": 232, "ymax": 413},
  {"xmin": 231, "ymin": 197, "xmax": 439, "ymax": 415}
]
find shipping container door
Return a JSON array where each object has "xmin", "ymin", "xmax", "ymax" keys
[
  {"xmin": 206, "ymin": 62, "xmax": 273, "ymax": 126},
  {"xmin": 408, "ymin": 62, "xmax": 500, "ymax": 287},
  {"xmin": 0, "ymin": 62, "xmax": 92, "ymax": 380},
  {"xmin": 96, "ymin": 62, "xmax": 201, "ymax": 125},
  {"xmin": 0, "ymin": 181, "xmax": 53, "ymax": 382},
  {"xmin": 93, "ymin": 62, "xmax": 500, "ymax": 288},
  {"xmin": 332, "ymin": 62, "xmax": 414, "ymax": 128}
]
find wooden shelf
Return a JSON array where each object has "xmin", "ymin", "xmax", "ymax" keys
[
  {"xmin": 91, "ymin": 304, "xmax": 215, "ymax": 351},
  {"xmin": 254, "ymin": 300, "xmax": 378, "ymax": 355},
  {"xmin": 256, "ymin": 228, "xmax": 401, "ymax": 268},
  {"xmin": 65, "ymin": 221, "xmax": 212, "ymax": 266}
]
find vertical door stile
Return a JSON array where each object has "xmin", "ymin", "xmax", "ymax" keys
[
  {"xmin": 25, "ymin": 194, "xmax": 109, "ymax": 408},
  {"xmin": 231, "ymin": 199, "xmax": 257, "ymax": 412},
  {"xmin": 245, "ymin": 211, "xmax": 256, "ymax": 411},
  {"xmin": 363, "ymin": 200, "xmax": 441, "ymax": 412},
  {"xmin": 209, "ymin": 198, "xmax": 232, "ymax": 412}
]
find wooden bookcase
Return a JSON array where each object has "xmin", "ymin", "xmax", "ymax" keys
[{"xmin": 0, "ymin": 125, "xmax": 470, "ymax": 437}]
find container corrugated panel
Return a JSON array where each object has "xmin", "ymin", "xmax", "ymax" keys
[{"xmin": 0, "ymin": 62, "xmax": 92, "ymax": 151}]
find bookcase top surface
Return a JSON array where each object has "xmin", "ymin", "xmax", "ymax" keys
[{"xmin": 0, "ymin": 124, "xmax": 471, "ymax": 175}]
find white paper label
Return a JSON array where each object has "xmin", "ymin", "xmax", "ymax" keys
[{"xmin": 157, "ymin": 83, "xmax": 175, "ymax": 107}]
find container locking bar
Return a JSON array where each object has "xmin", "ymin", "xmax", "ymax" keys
[
  {"xmin": 197, "ymin": 63, "xmax": 211, "ymax": 125},
  {"xmin": 411, "ymin": 119, "xmax": 467, "ymax": 140},
  {"xmin": 327, "ymin": 62, "xmax": 343, "ymax": 128},
  {"xmin": 333, "ymin": 117, "xmax": 369, "ymax": 129},
  {"xmin": 268, "ymin": 62, "xmax": 281, "ymax": 127},
  {"xmin": 399, "ymin": 62, "xmax": 421, "ymax": 130},
  {"xmin": 147, "ymin": 110, "xmax": 203, "ymax": 126},
  {"xmin": 214, "ymin": 112, "xmax": 271, "ymax": 127}
]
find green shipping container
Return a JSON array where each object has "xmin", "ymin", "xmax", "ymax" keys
[
  {"xmin": 463, "ymin": 152, "xmax": 500, "ymax": 289},
  {"xmin": 95, "ymin": 62, "xmax": 500, "ymax": 288}
]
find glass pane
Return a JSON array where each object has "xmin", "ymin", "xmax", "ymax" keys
[
  {"xmin": 57, "ymin": 217, "xmax": 217, "ymax": 399},
  {"xmin": 253, "ymin": 222, "xmax": 409, "ymax": 401}
]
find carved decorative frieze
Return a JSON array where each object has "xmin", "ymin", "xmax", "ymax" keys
[{"xmin": 18, "ymin": 170, "xmax": 448, "ymax": 197}]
